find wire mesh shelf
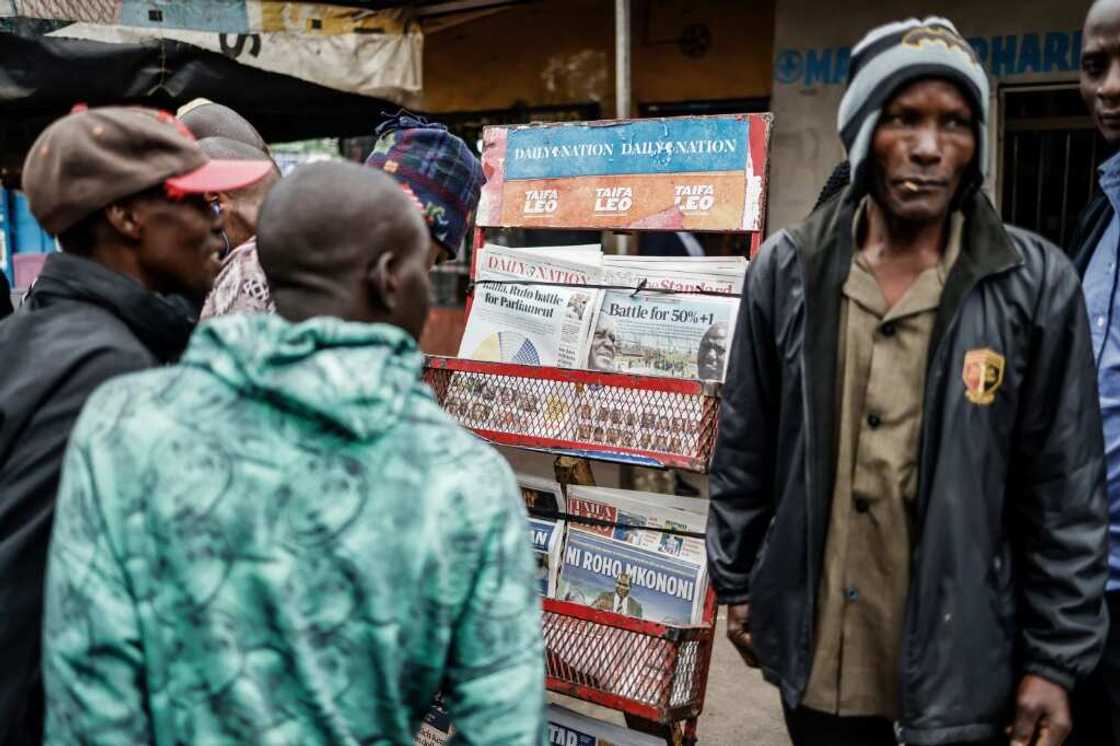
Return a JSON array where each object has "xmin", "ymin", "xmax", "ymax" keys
[
  {"xmin": 542, "ymin": 591, "xmax": 717, "ymax": 725},
  {"xmin": 423, "ymin": 356, "xmax": 722, "ymax": 473}
]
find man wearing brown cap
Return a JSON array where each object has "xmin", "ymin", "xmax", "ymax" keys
[{"xmin": 0, "ymin": 105, "xmax": 271, "ymax": 746}]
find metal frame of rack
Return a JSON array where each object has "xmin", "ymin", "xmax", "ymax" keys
[{"xmin": 424, "ymin": 113, "xmax": 771, "ymax": 744}]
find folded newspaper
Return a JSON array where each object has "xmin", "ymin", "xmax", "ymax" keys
[
  {"xmin": 547, "ymin": 705, "xmax": 664, "ymax": 746},
  {"xmin": 593, "ymin": 254, "xmax": 742, "ymax": 380},
  {"xmin": 556, "ymin": 487, "xmax": 709, "ymax": 626},
  {"xmin": 459, "ymin": 244, "xmax": 601, "ymax": 368},
  {"xmin": 519, "ymin": 474, "xmax": 567, "ymax": 598},
  {"xmin": 413, "ymin": 693, "xmax": 454, "ymax": 746},
  {"xmin": 565, "ymin": 485, "xmax": 708, "ymax": 567},
  {"xmin": 459, "ymin": 245, "xmax": 745, "ymax": 382}
]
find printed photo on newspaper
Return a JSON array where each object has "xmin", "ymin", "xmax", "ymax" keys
[
  {"xmin": 570, "ymin": 381, "xmax": 708, "ymax": 456},
  {"xmin": 441, "ymin": 371, "xmax": 577, "ymax": 441},
  {"xmin": 413, "ymin": 693, "xmax": 454, "ymax": 746},
  {"xmin": 518, "ymin": 473, "xmax": 566, "ymax": 516}
]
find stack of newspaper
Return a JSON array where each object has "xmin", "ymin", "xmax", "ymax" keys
[
  {"xmin": 517, "ymin": 476, "xmax": 710, "ymax": 626},
  {"xmin": 556, "ymin": 485, "xmax": 708, "ymax": 626},
  {"xmin": 459, "ymin": 244, "xmax": 746, "ymax": 382},
  {"xmin": 415, "ymin": 702, "xmax": 667, "ymax": 745},
  {"xmin": 413, "ymin": 693, "xmax": 454, "ymax": 745},
  {"xmin": 520, "ymin": 474, "xmax": 567, "ymax": 598},
  {"xmin": 547, "ymin": 704, "xmax": 665, "ymax": 746}
]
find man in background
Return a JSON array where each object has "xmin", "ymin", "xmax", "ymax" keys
[
  {"xmin": 198, "ymin": 136, "xmax": 282, "ymax": 318},
  {"xmin": 179, "ymin": 99, "xmax": 270, "ymax": 153},
  {"xmin": 201, "ymin": 111, "xmax": 484, "ymax": 320},
  {"xmin": 1068, "ymin": 1, "xmax": 1120, "ymax": 742},
  {"xmin": 0, "ymin": 106, "xmax": 271, "ymax": 746}
]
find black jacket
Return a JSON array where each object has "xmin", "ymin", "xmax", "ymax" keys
[
  {"xmin": 0, "ymin": 253, "xmax": 194, "ymax": 745},
  {"xmin": 1068, "ymin": 191, "xmax": 1112, "ymax": 278},
  {"xmin": 707, "ymin": 189, "xmax": 1109, "ymax": 744}
]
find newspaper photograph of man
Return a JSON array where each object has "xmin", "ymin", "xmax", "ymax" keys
[
  {"xmin": 588, "ymin": 316, "xmax": 619, "ymax": 371},
  {"xmin": 593, "ymin": 573, "xmax": 644, "ymax": 618},
  {"xmin": 697, "ymin": 321, "xmax": 729, "ymax": 380},
  {"xmin": 566, "ymin": 293, "xmax": 590, "ymax": 321}
]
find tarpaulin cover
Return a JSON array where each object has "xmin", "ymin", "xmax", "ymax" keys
[{"xmin": 0, "ymin": 1, "xmax": 443, "ymax": 172}]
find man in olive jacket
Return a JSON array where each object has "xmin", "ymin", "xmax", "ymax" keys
[{"xmin": 708, "ymin": 17, "xmax": 1108, "ymax": 746}]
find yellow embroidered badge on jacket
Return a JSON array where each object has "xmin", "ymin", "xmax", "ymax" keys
[{"xmin": 962, "ymin": 348, "xmax": 1005, "ymax": 405}]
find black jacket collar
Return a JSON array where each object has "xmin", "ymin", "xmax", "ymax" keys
[{"xmin": 26, "ymin": 253, "xmax": 196, "ymax": 363}]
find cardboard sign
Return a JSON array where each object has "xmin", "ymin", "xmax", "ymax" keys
[{"xmin": 477, "ymin": 114, "xmax": 771, "ymax": 232}]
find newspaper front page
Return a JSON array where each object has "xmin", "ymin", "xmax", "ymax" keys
[
  {"xmin": 564, "ymin": 486, "xmax": 707, "ymax": 567},
  {"xmin": 556, "ymin": 529, "xmax": 705, "ymax": 626},
  {"xmin": 458, "ymin": 245, "xmax": 601, "ymax": 368},
  {"xmin": 459, "ymin": 246, "xmax": 744, "ymax": 382}
]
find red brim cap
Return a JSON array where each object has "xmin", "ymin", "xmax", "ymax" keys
[{"xmin": 165, "ymin": 158, "xmax": 274, "ymax": 195}]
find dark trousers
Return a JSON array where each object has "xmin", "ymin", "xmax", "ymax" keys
[
  {"xmin": 782, "ymin": 704, "xmax": 1007, "ymax": 746},
  {"xmin": 1070, "ymin": 591, "xmax": 1120, "ymax": 746}
]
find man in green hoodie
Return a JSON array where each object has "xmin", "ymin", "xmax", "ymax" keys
[{"xmin": 40, "ymin": 162, "xmax": 546, "ymax": 745}]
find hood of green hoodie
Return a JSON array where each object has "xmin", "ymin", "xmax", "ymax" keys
[{"xmin": 183, "ymin": 314, "xmax": 427, "ymax": 440}]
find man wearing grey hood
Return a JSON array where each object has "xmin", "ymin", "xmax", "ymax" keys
[{"xmin": 707, "ymin": 17, "xmax": 1108, "ymax": 746}]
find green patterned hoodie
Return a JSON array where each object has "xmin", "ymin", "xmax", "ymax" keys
[{"xmin": 42, "ymin": 315, "xmax": 545, "ymax": 745}]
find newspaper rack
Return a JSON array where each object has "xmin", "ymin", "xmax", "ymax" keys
[
  {"xmin": 423, "ymin": 114, "xmax": 771, "ymax": 745},
  {"xmin": 422, "ymin": 356, "xmax": 722, "ymax": 473},
  {"xmin": 542, "ymin": 592, "xmax": 718, "ymax": 732}
]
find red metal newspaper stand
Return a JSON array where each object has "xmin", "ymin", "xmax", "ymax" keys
[{"xmin": 422, "ymin": 113, "xmax": 771, "ymax": 744}]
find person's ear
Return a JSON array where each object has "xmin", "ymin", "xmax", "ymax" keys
[
  {"xmin": 367, "ymin": 251, "xmax": 397, "ymax": 312},
  {"xmin": 104, "ymin": 202, "xmax": 143, "ymax": 241}
]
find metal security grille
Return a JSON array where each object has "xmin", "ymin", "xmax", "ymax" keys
[{"xmin": 1000, "ymin": 85, "xmax": 1107, "ymax": 247}]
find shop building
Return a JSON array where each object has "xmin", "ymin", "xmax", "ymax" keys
[{"xmin": 768, "ymin": 0, "xmax": 1096, "ymax": 246}]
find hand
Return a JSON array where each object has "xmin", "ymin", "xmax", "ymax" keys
[
  {"xmin": 1007, "ymin": 674, "xmax": 1072, "ymax": 746},
  {"xmin": 726, "ymin": 603, "xmax": 759, "ymax": 668}
]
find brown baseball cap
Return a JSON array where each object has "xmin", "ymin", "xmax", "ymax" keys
[{"xmin": 21, "ymin": 105, "xmax": 274, "ymax": 235}]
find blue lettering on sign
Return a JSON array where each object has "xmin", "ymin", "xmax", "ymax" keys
[
  {"xmin": 505, "ymin": 118, "xmax": 749, "ymax": 180},
  {"xmin": 990, "ymin": 35, "xmax": 1018, "ymax": 77},
  {"xmin": 774, "ymin": 29, "xmax": 1083, "ymax": 87},
  {"xmin": 805, "ymin": 48, "xmax": 833, "ymax": 86}
]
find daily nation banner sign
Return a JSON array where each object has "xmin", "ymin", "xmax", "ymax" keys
[{"xmin": 476, "ymin": 114, "xmax": 772, "ymax": 232}]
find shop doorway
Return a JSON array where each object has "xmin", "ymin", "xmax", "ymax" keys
[{"xmin": 999, "ymin": 84, "xmax": 1106, "ymax": 247}]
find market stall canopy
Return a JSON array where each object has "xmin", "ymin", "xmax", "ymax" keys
[{"xmin": 0, "ymin": 0, "xmax": 502, "ymax": 179}]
